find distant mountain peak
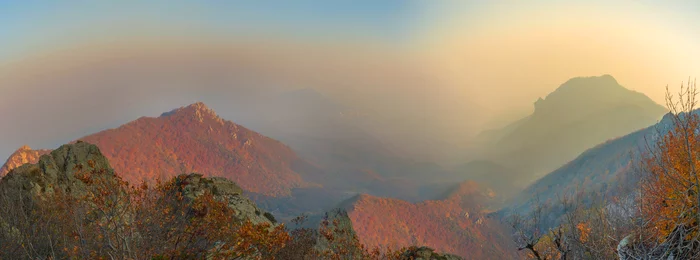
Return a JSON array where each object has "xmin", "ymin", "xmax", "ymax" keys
[
  {"xmin": 476, "ymin": 74, "xmax": 666, "ymax": 185},
  {"xmin": 1, "ymin": 146, "xmax": 51, "ymax": 177},
  {"xmin": 565, "ymin": 74, "xmax": 617, "ymax": 84},
  {"xmin": 17, "ymin": 145, "xmax": 32, "ymax": 152},
  {"xmin": 531, "ymin": 74, "xmax": 663, "ymax": 114},
  {"xmin": 559, "ymin": 74, "xmax": 619, "ymax": 88},
  {"xmin": 160, "ymin": 102, "xmax": 223, "ymax": 124}
]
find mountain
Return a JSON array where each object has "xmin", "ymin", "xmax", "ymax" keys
[
  {"xmin": 475, "ymin": 75, "xmax": 666, "ymax": 191},
  {"xmin": 1, "ymin": 102, "xmax": 321, "ymax": 197},
  {"xmin": 339, "ymin": 181, "xmax": 517, "ymax": 259},
  {"xmin": 0, "ymin": 99, "xmax": 450, "ymax": 201},
  {"xmin": 507, "ymin": 111, "xmax": 685, "ymax": 222},
  {"xmin": 0, "ymin": 145, "xmax": 51, "ymax": 177}
]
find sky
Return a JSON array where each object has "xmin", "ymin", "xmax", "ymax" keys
[{"xmin": 1, "ymin": 1, "xmax": 700, "ymax": 161}]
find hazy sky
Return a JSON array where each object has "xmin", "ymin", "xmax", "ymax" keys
[
  {"xmin": 1, "ymin": 1, "xmax": 700, "ymax": 161},
  {"xmin": 2, "ymin": 1, "xmax": 699, "ymax": 103}
]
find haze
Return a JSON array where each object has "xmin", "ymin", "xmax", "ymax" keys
[{"xmin": 1, "ymin": 1, "xmax": 699, "ymax": 163}]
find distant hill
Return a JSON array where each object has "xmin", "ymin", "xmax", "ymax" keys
[
  {"xmin": 339, "ymin": 181, "xmax": 517, "ymax": 259},
  {"xmin": 475, "ymin": 75, "xmax": 666, "ymax": 191}
]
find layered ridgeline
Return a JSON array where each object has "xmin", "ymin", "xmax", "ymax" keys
[
  {"xmin": 1, "ymin": 102, "xmax": 322, "ymax": 197},
  {"xmin": 0, "ymin": 141, "xmax": 462, "ymax": 259},
  {"xmin": 472, "ymin": 75, "xmax": 666, "ymax": 192},
  {"xmin": 339, "ymin": 181, "xmax": 518, "ymax": 259},
  {"xmin": 507, "ymin": 109, "xmax": 689, "ymax": 224},
  {"xmin": 1, "ymin": 99, "xmax": 448, "ymax": 201},
  {"xmin": 0, "ymin": 102, "xmax": 456, "ymax": 224}
]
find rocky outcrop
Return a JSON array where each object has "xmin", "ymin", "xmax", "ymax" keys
[
  {"xmin": 0, "ymin": 141, "xmax": 115, "ymax": 198},
  {"xmin": 170, "ymin": 173, "xmax": 276, "ymax": 225},
  {"xmin": 315, "ymin": 208, "xmax": 360, "ymax": 254},
  {"xmin": 400, "ymin": 246, "xmax": 463, "ymax": 260},
  {"xmin": 0, "ymin": 142, "xmax": 276, "ymax": 227},
  {"xmin": 0, "ymin": 145, "xmax": 51, "ymax": 177},
  {"xmin": 0, "ymin": 142, "xmax": 285, "ymax": 259}
]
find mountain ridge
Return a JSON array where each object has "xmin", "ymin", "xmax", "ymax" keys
[
  {"xmin": 1, "ymin": 102, "xmax": 322, "ymax": 197},
  {"xmin": 471, "ymin": 75, "xmax": 666, "ymax": 194}
]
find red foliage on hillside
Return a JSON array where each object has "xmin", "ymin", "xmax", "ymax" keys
[
  {"xmin": 76, "ymin": 102, "xmax": 313, "ymax": 196},
  {"xmin": 345, "ymin": 182, "xmax": 517, "ymax": 259}
]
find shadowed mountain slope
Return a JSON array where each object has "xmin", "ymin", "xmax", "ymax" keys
[{"xmin": 475, "ymin": 75, "xmax": 666, "ymax": 192}]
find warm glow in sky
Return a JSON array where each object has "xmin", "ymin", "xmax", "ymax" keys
[{"xmin": 420, "ymin": 1, "xmax": 700, "ymax": 115}]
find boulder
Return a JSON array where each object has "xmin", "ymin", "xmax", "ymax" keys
[
  {"xmin": 171, "ymin": 173, "xmax": 276, "ymax": 225},
  {"xmin": 0, "ymin": 141, "xmax": 115, "ymax": 199}
]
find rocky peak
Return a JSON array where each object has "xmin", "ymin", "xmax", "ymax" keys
[
  {"xmin": 160, "ymin": 102, "xmax": 223, "ymax": 124},
  {"xmin": 0, "ymin": 145, "xmax": 52, "ymax": 177},
  {"xmin": 534, "ymin": 75, "xmax": 651, "ymax": 112}
]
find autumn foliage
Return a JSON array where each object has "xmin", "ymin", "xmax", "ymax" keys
[
  {"xmin": 0, "ymin": 167, "xmax": 291, "ymax": 259},
  {"xmin": 510, "ymin": 80, "xmax": 700, "ymax": 259},
  {"xmin": 638, "ymin": 80, "xmax": 700, "ymax": 253},
  {"xmin": 346, "ymin": 188, "xmax": 518, "ymax": 259},
  {"xmin": 641, "ymin": 112, "xmax": 700, "ymax": 239},
  {"xmin": 79, "ymin": 102, "xmax": 311, "ymax": 197},
  {"xmin": 0, "ymin": 164, "xmax": 446, "ymax": 260}
]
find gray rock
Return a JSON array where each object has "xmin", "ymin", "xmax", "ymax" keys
[
  {"xmin": 172, "ymin": 173, "xmax": 275, "ymax": 226},
  {"xmin": 314, "ymin": 208, "xmax": 363, "ymax": 256},
  {"xmin": 0, "ymin": 141, "xmax": 116, "ymax": 199},
  {"xmin": 401, "ymin": 246, "xmax": 463, "ymax": 260}
]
